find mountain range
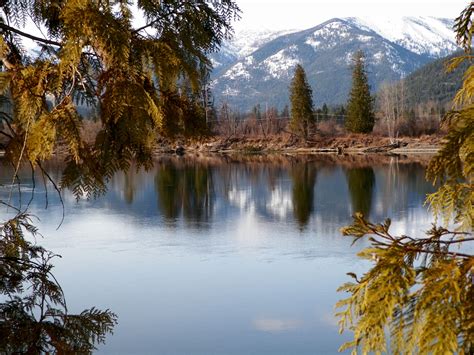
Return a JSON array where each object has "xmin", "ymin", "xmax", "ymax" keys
[{"xmin": 210, "ymin": 16, "xmax": 458, "ymax": 111}]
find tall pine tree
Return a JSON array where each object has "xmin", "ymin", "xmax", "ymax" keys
[
  {"xmin": 345, "ymin": 51, "xmax": 375, "ymax": 133},
  {"xmin": 289, "ymin": 64, "xmax": 314, "ymax": 139}
]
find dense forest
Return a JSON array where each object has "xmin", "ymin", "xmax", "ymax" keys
[{"xmin": 403, "ymin": 50, "xmax": 468, "ymax": 106}]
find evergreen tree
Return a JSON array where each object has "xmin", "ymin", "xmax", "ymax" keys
[
  {"xmin": 252, "ymin": 104, "xmax": 262, "ymax": 120},
  {"xmin": 321, "ymin": 103, "xmax": 329, "ymax": 118},
  {"xmin": 345, "ymin": 51, "xmax": 375, "ymax": 133},
  {"xmin": 289, "ymin": 64, "xmax": 314, "ymax": 138},
  {"xmin": 280, "ymin": 104, "xmax": 289, "ymax": 118}
]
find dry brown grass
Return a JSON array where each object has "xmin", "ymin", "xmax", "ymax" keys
[
  {"xmin": 317, "ymin": 119, "xmax": 345, "ymax": 136},
  {"xmin": 373, "ymin": 116, "xmax": 442, "ymax": 137}
]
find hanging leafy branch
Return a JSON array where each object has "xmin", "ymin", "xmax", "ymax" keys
[
  {"xmin": 0, "ymin": 0, "xmax": 240, "ymax": 198},
  {"xmin": 336, "ymin": 3, "xmax": 473, "ymax": 353},
  {"xmin": 0, "ymin": 213, "xmax": 117, "ymax": 353},
  {"xmin": 426, "ymin": 3, "xmax": 473, "ymax": 231},
  {"xmin": 337, "ymin": 215, "xmax": 473, "ymax": 354}
]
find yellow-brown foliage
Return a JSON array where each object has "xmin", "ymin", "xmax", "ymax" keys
[{"xmin": 337, "ymin": 3, "xmax": 473, "ymax": 353}]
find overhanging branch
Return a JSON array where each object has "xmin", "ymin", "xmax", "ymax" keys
[{"xmin": 0, "ymin": 23, "xmax": 61, "ymax": 47}]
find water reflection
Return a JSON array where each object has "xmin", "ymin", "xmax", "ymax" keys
[
  {"xmin": 291, "ymin": 163, "xmax": 317, "ymax": 228},
  {"xmin": 0, "ymin": 153, "xmax": 436, "ymax": 354},
  {"xmin": 0, "ymin": 154, "xmax": 435, "ymax": 231},
  {"xmin": 154, "ymin": 162, "xmax": 214, "ymax": 225},
  {"xmin": 345, "ymin": 167, "xmax": 375, "ymax": 217},
  {"xmin": 253, "ymin": 317, "xmax": 304, "ymax": 333},
  {"xmin": 123, "ymin": 168, "xmax": 137, "ymax": 204},
  {"xmin": 0, "ymin": 214, "xmax": 117, "ymax": 353}
]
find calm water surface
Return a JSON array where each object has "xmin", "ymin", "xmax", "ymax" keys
[{"xmin": 0, "ymin": 154, "xmax": 435, "ymax": 354}]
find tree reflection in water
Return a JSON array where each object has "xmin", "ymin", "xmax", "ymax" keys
[
  {"xmin": 345, "ymin": 167, "xmax": 375, "ymax": 217},
  {"xmin": 0, "ymin": 213, "xmax": 117, "ymax": 353},
  {"xmin": 291, "ymin": 162, "xmax": 317, "ymax": 229},
  {"xmin": 155, "ymin": 162, "xmax": 214, "ymax": 225}
]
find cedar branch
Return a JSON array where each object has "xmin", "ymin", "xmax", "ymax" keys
[{"xmin": 0, "ymin": 23, "xmax": 61, "ymax": 47}]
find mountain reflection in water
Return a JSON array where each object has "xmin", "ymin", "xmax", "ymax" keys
[{"xmin": 0, "ymin": 153, "xmax": 436, "ymax": 354}]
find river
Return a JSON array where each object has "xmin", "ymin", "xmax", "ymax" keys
[{"xmin": 0, "ymin": 154, "xmax": 435, "ymax": 354}]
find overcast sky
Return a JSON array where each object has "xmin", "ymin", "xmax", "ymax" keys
[{"xmin": 233, "ymin": 0, "xmax": 469, "ymax": 31}]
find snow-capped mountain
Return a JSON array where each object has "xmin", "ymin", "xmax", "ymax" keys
[
  {"xmin": 210, "ymin": 16, "xmax": 457, "ymax": 111},
  {"xmin": 211, "ymin": 28, "xmax": 296, "ymax": 72},
  {"xmin": 346, "ymin": 17, "xmax": 456, "ymax": 57}
]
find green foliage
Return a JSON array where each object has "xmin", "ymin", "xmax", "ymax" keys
[
  {"xmin": 401, "ymin": 51, "xmax": 467, "ymax": 108},
  {"xmin": 337, "ymin": 4, "xmax": 474, "ymax": 353},
  {"xmin": 0, "ymin": 213, "xmax": 117, "ymax": 353},
  {"xmin": 280, "ymin": 104, "xmax": 289, "ymax": 118},
  {"xmin": 289, "ymin": 64, "xmax": 314, "ymax": 139},
  {"xmin": 454, "ymin": 3, "xmax": 474, "ymax": 53},
  {"xmin": 425, "ymin": 108, "xmax": 473, "ymax": 230},
  {"xmin": 345, "ymin": 51, "xmax": 375, "ymax": 133},
  {"xmin": 160, "ymin": 86, "xmax": 209, "ymax": 138}
]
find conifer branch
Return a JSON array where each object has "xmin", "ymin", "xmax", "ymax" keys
[
  {"xmin": 398, "ymin": 245, "xmax": 472, "ymax": 259},
  {"xmin": 0, "ymin": 23, "xmax": 61, "ymax": 47},
  {"xmin": 37, "ymin": 161, "xmax": 65, "ymax": 230},
  {"xmin": 0, "ymin": 113, "xmax": 17, "ymax": 136},
  {"xmin": 131, "ymin": 6, "xmax": 182, "ymax": 34},
  {"xmin": 132, "ymin": 21, "xmax": 159, "ymax": 34},
  {"xmin": 7, "ymin": 115, "xmax": 31, "ymax": 211},
  {"xmin": 0, "ymin": 129, "xmax": 12, "ymax": 139},
  {"xmin": 0, "ymin": 200, "xmax": 21, "ymax": 212}
]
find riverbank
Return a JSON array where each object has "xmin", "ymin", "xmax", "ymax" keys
[
  {"xmin": 0, "ymin": 133, "xmax": 441, "ymax": 159},
  {"xmin": 153, "ymin": 133, "xmax": 441, "ymax": 155}
]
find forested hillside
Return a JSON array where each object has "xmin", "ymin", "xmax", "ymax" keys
[{"xmin": 403, "ymin": 51, "xmax": 468, "ymax": 106}]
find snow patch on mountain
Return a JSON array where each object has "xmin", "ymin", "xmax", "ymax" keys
[
  {"xmin": 223, "ymin": 62, "xmax": 251, "ymax": 80},
  {"xmin": 305, "ymin": 37, "xmax": 321, "ymax": 50},
  {"xmin": 313, "ymin": 21, "xmax": 352, "ymax": 38},
  {"xmin": 357, "ymin": 34, "xmax": 373, "ymax": 43},
  {"xmin": 244, "ymin": 56, "xmax": 255, "ymax": 65},
  {"xmin": 222, "ymin": 86, "xmax": 240, "ymax": 96},
  {"xmin": 346, "ymin": 16, "xmax": 456, "ymax": 57},
  {"xmin": 373, "ymin": 51, "xmax": 384, "ymax": 64},
  {"xmin": 304, "ymin": 21, "xmax": 354, "ymax": 50},
  {"xmin": 231, "ymin": 28, "xmax": 297, "ymax": 58},
  {"xmin": 262, "ymin": 46, "xmax": 299, "ymax": 79}
]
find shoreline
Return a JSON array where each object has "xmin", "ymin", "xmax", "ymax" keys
[
  {"xmin": 0, "ymin": 134, "xmax": 442, "ymax": 159},
  {"xmin": 154, "ymin": 134, "xmax": 441, "ymax": 156},
  {"xmin": 185, "ymin": 146, "xmax": 440, "ymax": 155}
]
